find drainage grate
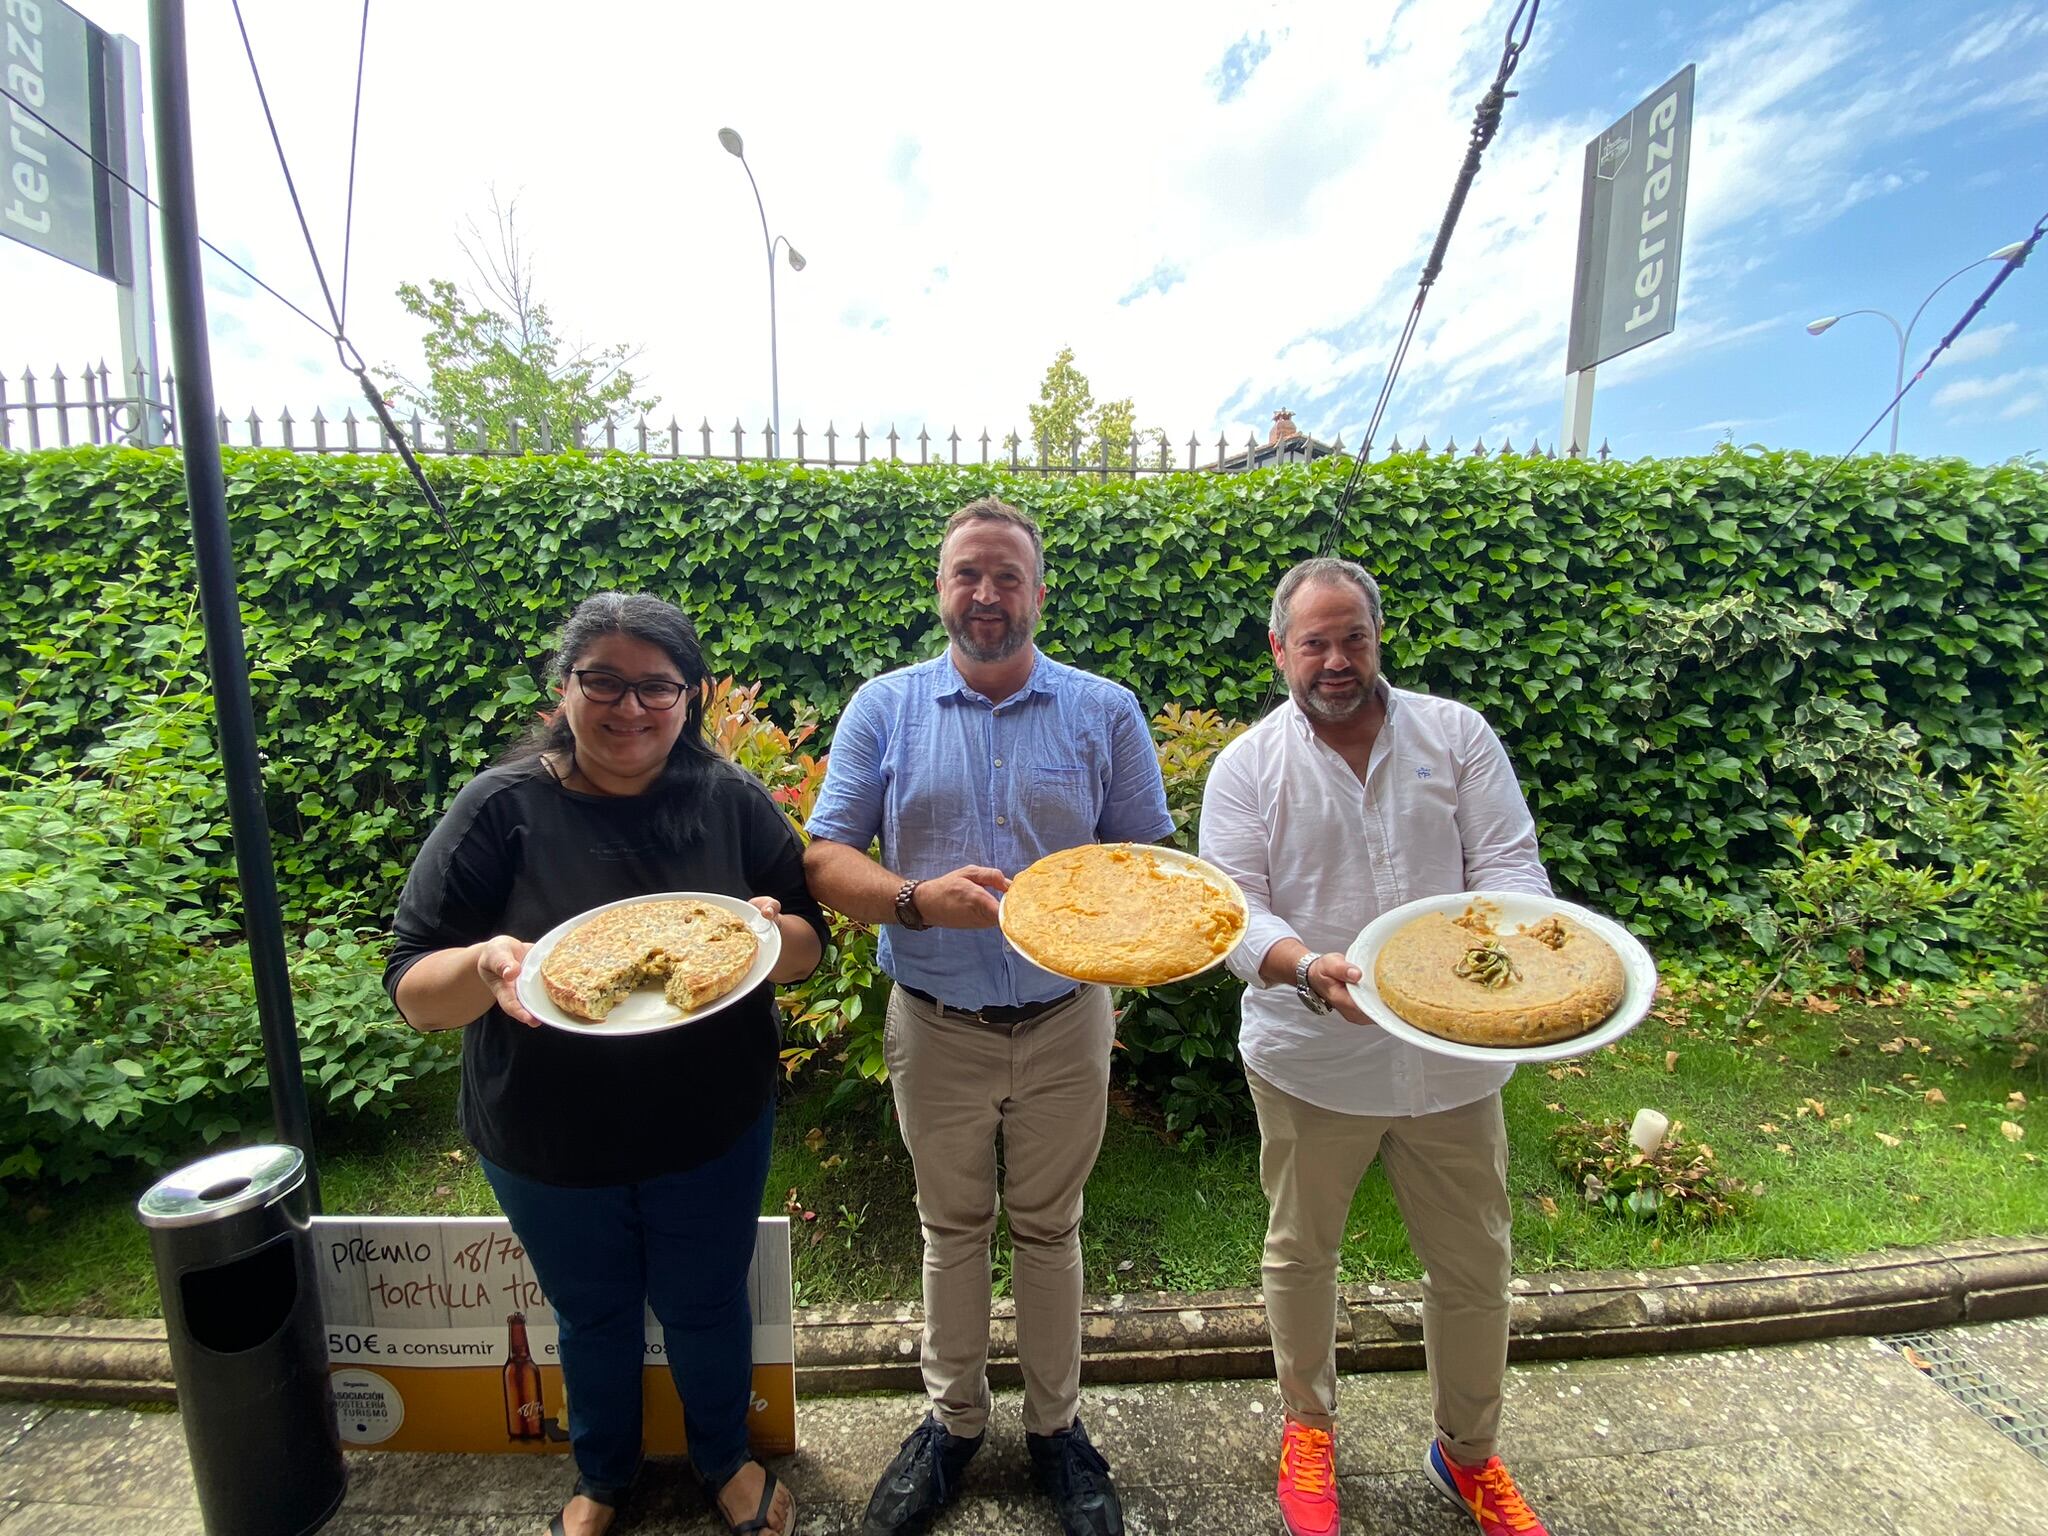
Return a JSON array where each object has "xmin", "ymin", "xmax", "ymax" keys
[{"xmin": 1884, "ymin": 1330, "xmax": 2048, "ymax": 1466}]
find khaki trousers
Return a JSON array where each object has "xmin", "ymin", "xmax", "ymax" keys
[
  {"xmin": 885, "ymin": 983, "xmax": 1114, "ymax": 1438},
  {"xmin": 1247, "ymin": 1067, "xmax": 1512, "ymax": 1464}
]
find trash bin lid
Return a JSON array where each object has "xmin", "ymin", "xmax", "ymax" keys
[{"xmin": 136, "ymin": 1144, "xmax": 307, "ymax": 1229}]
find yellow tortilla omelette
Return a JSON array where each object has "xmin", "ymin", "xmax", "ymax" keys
[{"xmin": 1003, "ymin": 844, "xmax": 1246, "ymax": 987}]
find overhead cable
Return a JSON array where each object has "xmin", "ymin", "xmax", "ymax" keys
[
  {"xmin": 1313, "ymin": 0, "xmax": 1541, "ymax": 564},
  {"xmin": 230, "ymin": 0, "xmax": 498, "ymax": 621},
  {"xmin": 0, "ymin": 80, "xmax": 335, "ymax": 339}
]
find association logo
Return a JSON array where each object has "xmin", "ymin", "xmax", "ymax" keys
[
  {"xmin": 332, "ymin": 1368, "xmax": 404, "ymax": 1446},
  {"xmin": 1595, "ymin": 129, "xmax": 1631, "ymax": 181}
]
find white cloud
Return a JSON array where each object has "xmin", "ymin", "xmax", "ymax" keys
[
  {"xmin": 1998, "ymin": 393, "xmax": 2043, "ymax": 420},
  {"xmin": 1838, "ymin": 168, "xmax": 1929, "ymax": 213},
  {"xmin": 1933, "ymin": 322, "xmax": 2017, "ymax": 368},
  {"xmin": 1685, "ymin": 416, "xmax": 1777, "ymax": 436},
  {"xmin": 1948, "ymin": 7, "xmax": 2048, "ymax": 67},
  {"xmin": 1932, "ymin": 365, "xmax": 2048, "ymax": 411}
]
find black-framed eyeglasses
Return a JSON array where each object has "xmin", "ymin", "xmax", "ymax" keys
[{"xmin": 570, "ymin": 670, "xmax": 687, "ymax": 710}]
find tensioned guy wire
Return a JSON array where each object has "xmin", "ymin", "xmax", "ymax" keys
[
  {"xmin": 1313, "ymin": 0, "xmax": 1541, "ymax": 567},
  {"xmin": 228, "ymin": 0, "xmax": 348, "ymax": 353},
  {"xmin": 229, "ymin": 0, "xmax": 500, "ymax": 622},
  {"xmin": 338, "ymin": 1, "xmax": 370, "ymax": 334},
  {"xmin": 0, "ymin": 80, "xmax": 334, "ymax": 339},
  {"xmin": 1250, "ymin": 0, "xmax": 1541, "ymax": 721}
]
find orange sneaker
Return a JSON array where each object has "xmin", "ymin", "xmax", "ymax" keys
[
  {"xmin": 1275, "ymin": 1419, "xmax": 1338, "ymax": 1536},
  {"xmin": 1423, "ymin": 1441, "xmax": 1549, "ymax": 1535}
]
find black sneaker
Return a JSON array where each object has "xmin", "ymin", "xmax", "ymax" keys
[
  {"xmin": 1026, "ymin": 1416, "xmax": 1124, "ymax": 1536},
  {"xmin": 858, "ymin": 1411, "xmax": 984, "ymax": 1535}
]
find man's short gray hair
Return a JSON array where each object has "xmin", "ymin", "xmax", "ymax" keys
[
  {"xmin": 1270, "ymin": 557, "xmax": 1383, "ymax": 641},
  {"xmin": 942, "ymin": 496, "xmax": 1045, "ymax": 587}
]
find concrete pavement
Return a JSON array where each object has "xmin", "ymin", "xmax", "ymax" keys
[{"xmin": 1, "ymin": 1318, "xmax": 2044, "ymax": 1534}]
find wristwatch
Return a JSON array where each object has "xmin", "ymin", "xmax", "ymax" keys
[
  {"xmin": 894, "ymin": 879, "xmax": 930, "ymax": 931},
  {"xmin": 1295, "ymin": 953, "xmax": 1331, "ymax": 1015}
]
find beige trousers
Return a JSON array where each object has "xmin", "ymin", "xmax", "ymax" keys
[
  {"xmin": 884, "ymin": 983, "xmax": 1115, "ymax": 1438},
  {"xmin": 1246, "ymin": 1067, "xmax": 1512, "ymax": 1464}
]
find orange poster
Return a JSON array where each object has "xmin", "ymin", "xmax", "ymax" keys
[{"xmin": 311, "ymin": 1215, "xmax": 795, "ymax": 1457}]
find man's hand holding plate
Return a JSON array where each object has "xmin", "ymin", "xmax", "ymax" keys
[{"xmin": 1308, "ymin": 952, "xmax": 1371, "ymax": 1027}]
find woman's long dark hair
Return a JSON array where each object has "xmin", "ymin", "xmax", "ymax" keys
[{"xmin": 500, "ymin": 592, "xmax": 725, "ymax": 847}]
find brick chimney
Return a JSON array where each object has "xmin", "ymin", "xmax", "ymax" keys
[{"xmin": 1269, "ymin": 409, "xmax": 1302, "ymax": 445}]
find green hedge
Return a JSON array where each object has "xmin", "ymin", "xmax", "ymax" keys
[{"xmin": 2, "ymin": 446, "xmax": 2043, "ymax": 938}]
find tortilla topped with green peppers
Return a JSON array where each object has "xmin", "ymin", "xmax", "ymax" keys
[{"xmin": 1373, "ymin": 901, "xmax": 1624, "ymax": 1047}]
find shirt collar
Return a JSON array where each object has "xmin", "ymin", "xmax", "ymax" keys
[
  {"xmin": 933, "ymin": 648, "xmax": 1051, "ymax": 705},
  {"xmin": 1284, "ymin": 676, "xmax": 1397, "ymax": 741}
]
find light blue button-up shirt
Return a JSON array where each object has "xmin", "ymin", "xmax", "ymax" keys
[{"xmin": 806, "ymin": 650, "xmax": 1175, "ymax": 1010}]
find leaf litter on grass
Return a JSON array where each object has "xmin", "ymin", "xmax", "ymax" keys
[{"xmin": 5, "ymin": 980, "xmax": 2042, "ymax": 1315}]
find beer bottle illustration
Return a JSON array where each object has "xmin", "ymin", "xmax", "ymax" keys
[{"xmin": 503, "ymin": 1312, "xmax": 545, "ymax": 1441}]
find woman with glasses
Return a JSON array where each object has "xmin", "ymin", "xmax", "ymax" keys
[{"xmin": 386, "ymin": 592, "xmax": 823, "ymax": 1536}]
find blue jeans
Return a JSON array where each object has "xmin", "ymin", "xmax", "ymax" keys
[{"xmin": 481, "ymin": 1102, "xmax": 773, "ymax": 1501}]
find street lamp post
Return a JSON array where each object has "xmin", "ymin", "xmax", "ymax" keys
[
  {"xmin": 719, "ymin": 127, "xmax": 806, "ymax": 456},
  {"xmin": 1806, "ymin": 241, "xmax": 2028, "ymax": 454}
]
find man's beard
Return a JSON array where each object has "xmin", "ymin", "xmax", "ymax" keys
[
  {"xmin": 946, "ymin": 603, "xmax": 1038, "ymax": 663},
  {"xmin": 1291, "ymin": 672, "xmax": 1375, "ymax": 723}
]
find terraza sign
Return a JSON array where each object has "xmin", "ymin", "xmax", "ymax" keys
[
  {"xmin": 3, "ymin": 0, "xmax": 128, "ymax": 281},
  {"xmin": 1566, "ymin": 64, "xmax": 1696, "ymax": 374}
]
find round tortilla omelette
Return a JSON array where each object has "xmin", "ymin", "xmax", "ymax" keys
[
  {"xmin": 540, "ymin": 899, "xmax": 758, "ymax": 1023},
  {"xmin": 1373, "ymin": 906, "xmax": 1624, "ymax": 1047},
  {"xmin": 1002, "ymin": 843, "xmax": 1246, "ymax": 987}
]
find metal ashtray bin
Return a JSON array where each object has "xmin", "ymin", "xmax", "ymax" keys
[{"xmin": 137, "ymin": 1145, "xmax": 346, "ymax": 1535}]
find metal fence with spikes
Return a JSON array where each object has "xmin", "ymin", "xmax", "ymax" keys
[
  {"xmin": 0, "ymin": 361, "xmax": 1616, "ymax": 470},
  {"xmin": 0, "ymin": 361, "xmax": 172, "ymax": 449}
]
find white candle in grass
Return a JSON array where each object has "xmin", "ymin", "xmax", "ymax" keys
[{"xmin": 1629, "ymin": 1108, "xmax": 1670, "ymax": 1155}]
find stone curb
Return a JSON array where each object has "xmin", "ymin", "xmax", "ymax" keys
[{"xmin": 5, "ymin": 1237, "xmax": 2044, "ymax": 1405}]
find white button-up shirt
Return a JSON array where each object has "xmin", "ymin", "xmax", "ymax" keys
[{"xmin": 1199, "ymin": 686, "xmax": 1552, "ymax": 1118}]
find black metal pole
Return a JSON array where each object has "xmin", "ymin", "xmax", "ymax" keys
[{"xmin": 149, "ymin": 0, "xmax": 320, "ymax": 1208}]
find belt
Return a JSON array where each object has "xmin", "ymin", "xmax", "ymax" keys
[{"xmin": 900, "ymin": 984, "xmax": 1079, "ymax": 1027}]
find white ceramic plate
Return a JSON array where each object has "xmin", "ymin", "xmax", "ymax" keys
[
  {"xmin": 999, "ymin": 844, "xmax": 1250, "ymax": 988},
  {"xmin": 515, "ymin": 891, "xmax": 782, "ymax": 1037},
  {"xmin": 1343, "ymin": 890, "xmax": 1657, "ymax": 1064}
]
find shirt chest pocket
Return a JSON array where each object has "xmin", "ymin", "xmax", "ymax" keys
[
  {"xmin": 1023, "ymin": 763, "xmax": 1100, "ymax": 835},
  {"xmin": 1403, "ymin": 764, "xmax": 1461, "ymax": 843},
  {"xmin": 885, "ymin": 721, "xmax": 983, "ymax": 868}
]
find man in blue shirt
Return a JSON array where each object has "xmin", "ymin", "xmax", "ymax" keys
[{"xmin": 806, "ymin": 496, "xmax": 1173, "ymax": 1536}]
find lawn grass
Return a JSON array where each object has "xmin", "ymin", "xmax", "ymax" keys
[{"xmin": 2, "ymin": 982, "xmax": 2040, "ymax": 1319}]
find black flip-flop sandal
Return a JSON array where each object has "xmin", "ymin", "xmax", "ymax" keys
[{"xmin": 710, "ymin": 1467, "xmax": 792, "ymax": 1535}]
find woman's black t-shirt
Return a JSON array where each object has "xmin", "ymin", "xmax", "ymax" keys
[{"xmin": 384, "ymin": 758, "xmax": 828, "ymax": 1187}]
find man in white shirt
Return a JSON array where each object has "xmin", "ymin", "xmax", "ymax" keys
[{"xmin": 1198, "ymin": 557, "xmax": 1553, "ymax": 1536}]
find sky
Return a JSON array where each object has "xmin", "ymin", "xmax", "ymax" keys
[{"xmin": 3, "ymin": 0, "xmax": 2045, "ymax": 464}]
